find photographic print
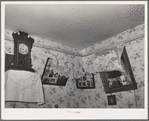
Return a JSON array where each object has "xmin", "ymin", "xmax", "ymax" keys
[
  {"xmin": 107, "ymin": 95, "xmax": 117, "ymax": 105},
  {"xmin": 2, "ymin": 1, "xmax": 147, "ymax": 120},
  {"xmin": 100, "ymin": 46, "xmax": 138, "ymax": 94},
  {"xmin": 76, "ymin": 73, "xmax": 95, "ymax": 89},
  {"xmin": 41, "ymin": 58, "xmax": 68, "ymax": 86}
]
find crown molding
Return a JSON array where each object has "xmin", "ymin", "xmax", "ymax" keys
[
  {"xmin": 33, "ymin": 43, "xmax": 82, "ymax": 56},
  {"xmin": 81, "ymin": 33, "xmax": 144, "ymax": 57},
  {"xmin": 5, "ymin": 33, "xmax": 144, "ymax": 57}
]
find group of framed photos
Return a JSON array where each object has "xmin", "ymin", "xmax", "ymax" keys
[
  {"xmin": 41, "ymin": 58, "xmax": 96, "ymax": 88},
  {"xmin": 42, "ymin": 46, "xmax": 137, "ymax": 94},
  {"xmin": 41, "ymin": 46, "xmax": 138, "ymax": 106}
]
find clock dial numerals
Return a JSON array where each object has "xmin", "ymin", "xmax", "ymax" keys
[{"xmin": 19, "ymin": 43, "xmax": 29, "ymax": 55}]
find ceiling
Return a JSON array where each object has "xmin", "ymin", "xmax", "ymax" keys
[{"xmin": 5, "ymin": 4, "xmax": 144, "ymax": 49}]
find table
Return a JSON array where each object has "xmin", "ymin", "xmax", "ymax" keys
[{"xmin": 5, "ymin": 69, "xmax": 44, "ymax": 105}]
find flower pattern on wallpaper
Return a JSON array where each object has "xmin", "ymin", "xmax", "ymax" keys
[
  {"xmin": 5, "ymin": 29, "xmax": 82, "ymax": 56},
  {"xmin": 81, "ymin": 24, "xmax": 144, "ymax": 56},
  {"xmin": 124, "ymin": 36, "xmax": 144, "ymax": 108},
  {"xmin": 5, "ymin": 24, "xmax": 144, "ymax": 108},
  {"xmin": 31, "ymin": 46, "xmax": 84, "ymax": 79}
]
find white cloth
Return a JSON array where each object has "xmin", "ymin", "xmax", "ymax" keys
[{"xmin": 5, "ymin": 70, "xmax": 44, "ymax": 105}]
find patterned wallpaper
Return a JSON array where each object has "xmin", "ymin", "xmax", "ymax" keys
[
  {"xmin": 81, "ymin": 24, "xmax": 144, "ymax": 56},
  {"xmin": 5, "ymin": 24, "xmax": 144, "ymax": 108},
  {"xmin": 5, "ymin": 29, "xmax": 82, "ymax": 56}
]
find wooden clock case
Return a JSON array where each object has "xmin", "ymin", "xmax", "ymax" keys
[{"xmin": 8, "ymin": 31, "xmax": 35, "ymax": 72}]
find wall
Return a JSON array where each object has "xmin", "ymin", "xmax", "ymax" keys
[
  {"xmin": 80, "ymin": 24, "xmax": 144, "ymax": 108},
  {"xmin": 5, "ymin": 30, "xmax": 86, "ymax": 108},
  {"xmin": 5, "ymin": 23, "xmax": 144, "ymax": 108},
  {"xmin": 5, "ymin": 30, "xmax": 82, "ymax": 56},
  {"xmin": 81, "ymin": 35, "xmax": 144, "ymax": 108}
]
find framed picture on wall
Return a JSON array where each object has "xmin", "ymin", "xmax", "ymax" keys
[
  {"xmin": 76, "ymin": 73, "xmax": 95, "ymax": 89},
  {"xmin": 41, "ymin": 58, "xmax": 69, "ymax": 86},
  {"xmin": 107, "ymin": 95, "xmax": 117, "ymax": 105},
  {"xmin": 100, "ymin": 46, "xmax": 138, "ymax": 94}
]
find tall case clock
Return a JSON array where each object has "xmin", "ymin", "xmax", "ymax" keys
[{"xmin": 12, "ymin": 31, "xmax": 35, "ymax": 72}]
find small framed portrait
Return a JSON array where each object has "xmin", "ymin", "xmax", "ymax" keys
[
  {"xmin": 76, "ymin": 73, "xmax": 95, "ymax": 89},
  {"xmin": 107, "ymin": 95, "xmax": 117, "ymax": 105}
]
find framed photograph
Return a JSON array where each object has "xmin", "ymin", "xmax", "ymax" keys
[
  {"xmin": 41, "ymin": 58, "xmax": 69, "ymax": 86},
  {"xmin": 76, "ymin": 73, "xmax": 95, "ymax": 89},
  {"xmin": 107, "ymin": 95, "xmax": 117, "ymax": 105},
  {"xmin": 100, "ymin": 46, "xmax": 138, "ymax": 94}
]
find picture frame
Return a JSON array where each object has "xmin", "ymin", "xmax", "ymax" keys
[
  {"xmin": 41, "ymin": 58, "xmax": 69, "ymax": 86},
  {"xmin": 99, "ymin": 46, "xmax": 138, "ymax": 94},
  {"xmin": 107, "ymin": 95, "xmax": 117, "ymax": 105},
  {"xmin": 76, "ymin": 73, "xmax": 95, "ymax": 89}
]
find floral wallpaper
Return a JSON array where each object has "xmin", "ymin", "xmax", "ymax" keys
[
  {"xmin": 81, "ymin": 24, "xmax": 144, "ymax": 56},
  {"xmin": 5, "ymin": 23, "xmax": 144, "ymax": 108},
  {"xmin": 5, "ymin": 29, "xmax": 82, "ymax": 56}
]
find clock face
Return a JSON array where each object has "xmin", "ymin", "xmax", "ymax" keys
[{"xmin": 19, "ymin": 43, "xmax": 29, "ymax": 55}]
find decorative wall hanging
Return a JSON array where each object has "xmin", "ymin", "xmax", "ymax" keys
[
  {"xmin": 76, "ymin": 73, "xmax": 95, "ymax": 89},
  {"xmin": 41, "ymin": 58, "xmax": 69, "ymax": 86},
  {"xmin": 93, "ymin": 46, "xmax": 121, "ymax": 72},
  {"xmin": 99, "ymin": 46, "xmax": 137, "ymax": 94},
  {"xmin": 10, "ymin": 31, "xmax": 35, "ymax": 72},
  {"xmin": 107, "ymin": 95, "xmax": 117, "ymax": 105}
]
